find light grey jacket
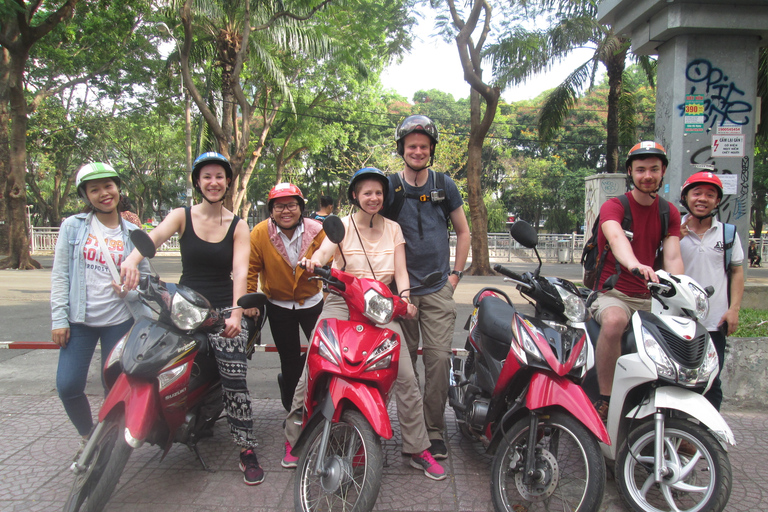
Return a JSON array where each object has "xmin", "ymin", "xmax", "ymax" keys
[{"xmin": 51, "ymin": 212, "xmax": 150, "ymax": 330}]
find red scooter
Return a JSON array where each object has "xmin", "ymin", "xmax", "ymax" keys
[
  {"xmin": 448, "ymin": 220, "xmax": 610, "ymax": 512},
  {"xmin": 292, "ymin": 216, "xmax": 438, "ymax": 512},
  {"xmin": 64, "ymin": 230, "xmax": 266, "ymax": 512}
]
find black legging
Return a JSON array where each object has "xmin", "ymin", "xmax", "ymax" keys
[{"xmin": 265, "ymin": 300, "xmax": 324, "ymax": 409}]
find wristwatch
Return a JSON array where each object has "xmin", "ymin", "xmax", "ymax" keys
[{"xmin": 450, "ymin": 270, "xmax": 464, "ymax": 280}]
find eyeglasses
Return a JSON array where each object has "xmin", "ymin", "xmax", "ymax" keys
[{"xmin": 273, "ymin": 202, "xmax": 300, "ymax": 213}]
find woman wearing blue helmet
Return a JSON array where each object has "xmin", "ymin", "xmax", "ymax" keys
[{"xmin": 121, "ymin": 152, "xmax": 264, "ymax": 485}]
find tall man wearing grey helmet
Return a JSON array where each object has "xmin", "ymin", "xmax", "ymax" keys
[
  {"xmin": 383, "ymin": 115, "xmax": 470, "ymax": 459},
  {"xmin": 590, "ymin": 141, "xmax": 684, "ymax": 422}
]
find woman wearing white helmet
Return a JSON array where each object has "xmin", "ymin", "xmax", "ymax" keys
[
  {"xmin": 51, "ymin": 162, "xmax": 149, "ymax": 457},
  {"xmin": 120, "ymin": 152, "xmax": 264, "ymax": 486}
]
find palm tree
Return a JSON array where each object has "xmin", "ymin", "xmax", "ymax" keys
[{"xmin": 487, "ymin": 0, "xmax": 654, "ymax": 173}]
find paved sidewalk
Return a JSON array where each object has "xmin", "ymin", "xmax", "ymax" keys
[{"xmin": 2, "ymin": 395, "xmax": 767, "ymax": 511}]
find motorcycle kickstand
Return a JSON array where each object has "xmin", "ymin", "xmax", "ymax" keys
[{"xmin": 190, "ymin": 443, "xmax": 215, "ymax": 473}]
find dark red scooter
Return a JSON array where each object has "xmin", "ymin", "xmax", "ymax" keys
[
  {"xmin": 292, "ymin": 215, "xmax": 438, "ymax": 512},
  {"xmin": 64, "ymin": 230, "xmax": 266, "ymax": 512},
  {"xmin": 448, "ymin": 220, "xmax": 609, "ymax": 512}
]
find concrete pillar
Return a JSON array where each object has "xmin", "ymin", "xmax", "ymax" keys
[
  {"xmin": 584, "ymin": 173, "xmax": 628, "ymax": 236},
  {"xmin": 655, "ymin": 35, "xmax": 760, "ymax": 249},
  {"xmin": 597, "ymin": 0, "xmax": 768, "ymax": 274}
]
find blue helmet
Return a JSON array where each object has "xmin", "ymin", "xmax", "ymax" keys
[
  {"xmin": 192, "ymin": 152, "xmax": 232, "ymax": 190},
  {"xmin": 347, "ymin": 167, "xmax": 389, "ymax": 204}
]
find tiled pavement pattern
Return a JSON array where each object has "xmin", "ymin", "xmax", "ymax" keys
[{"xmin": 2, "ymin": 395, "xmax": 766, "ymax": 511}]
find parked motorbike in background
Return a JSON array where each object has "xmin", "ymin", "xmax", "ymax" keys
[
  {"xmin": 292, "ymin": 215, "xmax": 439, "ymax": 512},
  {"xmin": 64, "ymin": 230, "xmax": 266, "ymax": 512},
  {"xmin": 448, "ymin": 220, "xmax": 609, "ymax": 512},
  {"xmin": 583, "ymin": 268, "xmax": 734, "ymax": 512}
]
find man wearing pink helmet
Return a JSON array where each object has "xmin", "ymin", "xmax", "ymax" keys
[
  {"xmin": 245, "ymin": 183, "xmax": 326, "ymax": 426},
  {"xmin": 590, "ymin": 141, "xmax": 684, "ymax": 422},
  {"xmin": 679, "ymin": 171, "xmax": 744, "ymax": 410}
]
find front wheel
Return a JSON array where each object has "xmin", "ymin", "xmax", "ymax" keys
[
  {"xmin": 616, "ymin": 418, "xmax": 732, "ymax": 512},
  {"xmin": 63, "ymin": 414, "xmax": 133, "ymax": 512},
  {"xmin": 490, "ymin": 411, "xmax": 606, "ymax": 512},
  {"xmin": 294, "ymin": 409, "xmax": 383, "ymax": 512}
]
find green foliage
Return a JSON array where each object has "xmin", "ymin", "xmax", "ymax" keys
[{"xmin": 733, "ymin": 309, "xmax": 768, "ymax": 338}]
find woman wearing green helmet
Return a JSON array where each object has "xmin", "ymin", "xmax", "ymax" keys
[{"xmin": 51, "ymin": 162, "xmax": 149, "ymax": 457}]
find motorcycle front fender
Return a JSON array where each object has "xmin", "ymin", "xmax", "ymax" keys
[
  {"xmin": 526, "ymin": 372, "xmax": 611, "ymax": 445},
  {"xmin": 327, "ymin": 378, "xmax": 393, "ymax": 439},
  {"xmin": 628, "ymin": 386, "xmax": 736, "ymax": 446},
  {"xmin": 98, "ymin": 373, "xmax": 158, "ymax": 448}
]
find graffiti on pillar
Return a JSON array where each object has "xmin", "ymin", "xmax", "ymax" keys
[
  {"xmin": 676, "ymin": 59, "xmax": 753, "ymax": 129},
  {"xmin": 687, "ymin": 147, "xmax": 748, "ymax": 223}
]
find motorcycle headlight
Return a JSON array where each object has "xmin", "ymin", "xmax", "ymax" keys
[
  {"xmin": 106, "ymin": 333, "xmax": 128, "ymax": 369},
  {"xmin": 317, "ymin": 324, "xmax": 341, "ymax": 366},
  {"xmin": 365, "ymin": 336, "xmax": 398, "ymax": 372},
  {"xmin": 555, "ymin": 284, "xmax": 587, "ymax": 322},
  {"xmin": 158, "ymin": 362, "xmax": 188, "ymax": 391},
  {"xmin": 688, "ymin": 282, "xmax": 710, "ymax": 321},
  {"xmin": 171, "ymin": 292, "xmax": 208, "ymax": 330},
  {"xmin": 363, "ymin": 289, "xmax": 393, "ymax": 325},
  {"xmin": 518, "ymin": 324, "xmax": 543, "ymax": 362},
  {"xmin": 641, "ymin": 326, "xmax": 676, "ymax": 380},
  {"xmin": 696, "ymin": 338, "xmax": 720, "ymax": 385}
]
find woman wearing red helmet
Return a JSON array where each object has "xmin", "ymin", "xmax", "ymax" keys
[
  {"xmin": 121, "ymin": 152, "xmax": 264, "ymax": 485},
  {"xmin": 245, "ymin": 182, "xmax": 326, "ymax": 419},
  {"xmin": 679, "ymin": 170, "xmax": 744, "ymax": 411}
]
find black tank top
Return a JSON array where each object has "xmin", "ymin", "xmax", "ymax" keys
[{"xmin": 179, "ymin": 207, "xmax": 240, "ymax": 309}]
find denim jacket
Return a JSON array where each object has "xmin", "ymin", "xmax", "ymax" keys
[{"xmin": 51, "ymin": 212, "xmax": 150, "ymax": 330}]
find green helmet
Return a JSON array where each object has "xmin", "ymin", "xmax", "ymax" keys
[{"xmin": 75, "ymin": 163, "xmax": 121, "ymax": 199}]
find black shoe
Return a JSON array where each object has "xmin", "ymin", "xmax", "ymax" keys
[
  {"xmin": 429, "ymin": 439, "xmax": 448, "ymax": 460},
  {"xmin": 239, "ymin": 449, "xmax": 265, "ymax": 486}
]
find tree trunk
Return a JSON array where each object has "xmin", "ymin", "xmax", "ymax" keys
[
  {"xmin": 604, "ymin": 40, "xmax": 627, "ymax": 174},
  {"xmin": 0, "ymin": 82, "xmax": 9, "ymax": 254},
  {"xmin": 466, "ymin": 89, "xmax": 492, "ymax": 275},
  {"xmin": 1, "ymin": 55, "xmax": 39, "ymax": 269}
]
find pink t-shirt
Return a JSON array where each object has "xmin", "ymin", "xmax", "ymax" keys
[
  {"xmin": 597, "ymin": 192, "xmax": 681, "ymax": 295},
  {"xmin": 332, "ymin": 216, "xmax": 405, "ymax": 285}
]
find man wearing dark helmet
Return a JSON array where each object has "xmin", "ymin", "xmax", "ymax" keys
[
  {"xmin": 589, "ymin": 141, "xmax": 684, "ymax": 422},
  {"xmin": 383, "ymin": 115, "xmax": 470, "ymax": 460}
]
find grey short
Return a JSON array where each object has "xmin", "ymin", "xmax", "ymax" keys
[{"xmin": 589, "ymin": 288, "xmax": 651, "ymax": 325}]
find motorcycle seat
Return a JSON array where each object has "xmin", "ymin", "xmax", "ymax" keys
[{"xmin": 477, "ymin": 296, "xmax": 515, "ymax": 361}]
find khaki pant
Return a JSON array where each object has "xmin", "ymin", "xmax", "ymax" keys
[
  {"xmin": 400, "ymin": 281, "xmax": 456, "ymax": 441},
  {"xmin": 284, "ymin": 295, "xmax": 430, "ymax": 455}
]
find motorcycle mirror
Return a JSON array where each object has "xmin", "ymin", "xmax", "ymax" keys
[
  {"xmin": 603, "ymin": 274, "xmax": 618, "ymax": 290},
  {"xmin": 238, "ymin": 292, "xmax": 268, "ymax": 310},
  {"xmin": 704, "ymin": 285, "xmax": 715, "ymax": 297},
  {"xmin": 508, "ymin": 220, "xmax": 538, "ymax": 248},
  {"xmin": 130, "ymin": 229, "xmax": 156, "ymax": 259},
  {"xmin": 422, "ymin": 271, "xmax": 443, "ymax": 287},
  {"xmin": 323, "ymin": 215, "xmax": 345, "ymax": 244}
]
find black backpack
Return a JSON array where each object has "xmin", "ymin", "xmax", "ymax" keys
[
  {"xmin": 383, "ymin": 170, "xmax": 452, "ymax": 228},
  {"xmin": 581, "ymin": 195, "xmax": 670, "ymax": 290}
]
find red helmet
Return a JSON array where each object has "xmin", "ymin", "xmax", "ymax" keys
[
  {"xmin": 626, "ymin": 141, "xmax": 668, "ymax": 170},
  {"xmin": 268, "ymin": 182, "xmax": 305, "ymax": 211},
  {"xmin": 681, "ymin": 171, "xmax": 723, "ymax": 201}
]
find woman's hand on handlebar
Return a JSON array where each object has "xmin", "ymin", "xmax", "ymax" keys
[
  {"xmin": 222, "ymin": 309, "xmax": 243, "ymax": 338},
  {"xmin": 120, "ymin": 253, "xmax": 142, "ymax": 291},
  {"xmin": 299, "ymin": 256, "xmax": 322, "ymax": 274},
  {"xmin": 404, "ymin": 302, "xmax": 417, "ymax": 320}
]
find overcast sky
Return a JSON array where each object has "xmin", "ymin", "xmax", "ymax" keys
[{"xmin": 380, "ymin": 14, "xmax": 602, "ymax": 104}]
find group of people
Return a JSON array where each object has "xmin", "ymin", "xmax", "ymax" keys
[
  {"xmin": 51, "ymin": 115, "xmax": 471, "ymax": 487},
  {"xmin": 590, "ymin": 141, "xmax": 745, "ymax": 422}
]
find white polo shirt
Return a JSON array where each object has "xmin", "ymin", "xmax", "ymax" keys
[{"xmin": 680, "ymin": 214, "xmax": 744, "ymax": 331}]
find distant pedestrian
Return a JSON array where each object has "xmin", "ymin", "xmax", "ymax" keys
[
  {"xmin": 311, "ymin": 195, "xmax": 334, "ymax": 221},
  {"xmin": 749, "ymin": 241, "xmax": 761, "ymax": 267}
]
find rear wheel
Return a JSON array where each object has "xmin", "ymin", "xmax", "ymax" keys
[
  {"xmin": 294, "ymin": 409, "xmax": 383, "ymax": 512},
  {"xmin": 616, "ymin": 418, "xmax": 732, "ymax": 512},
  {"xmin": 63, "ymin": 414, "xmax": 133, "ymax": 512},
  {"xmin": 490, "ymin": 411, "xmax": 606, "ymax": 512}
]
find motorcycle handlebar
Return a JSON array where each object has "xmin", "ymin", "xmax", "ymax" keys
[
  {"xmin": 307, "ymin": 265, "xmax": 346, "ymax": 292},
  {"xmin": 493, "ymin": 264, "xmax": 525, "ymax": 283}
]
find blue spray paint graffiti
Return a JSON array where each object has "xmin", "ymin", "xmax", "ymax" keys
[{"xmin": 676, "ymin": 59, "xmax": 753, "ymax": 129}]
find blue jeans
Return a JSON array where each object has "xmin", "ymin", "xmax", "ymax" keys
[{"xmin": 57, "ymin": 319, "xmax": 134, "ymax": 436}]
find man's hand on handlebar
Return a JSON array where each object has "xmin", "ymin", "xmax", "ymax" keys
[
  {"xmin": 299, "ymin": 256, "xmax": 322, "ymax": 274},
  {"xmin": 631, "ymin": 264, "xmax": 659, "ymax": 284}
]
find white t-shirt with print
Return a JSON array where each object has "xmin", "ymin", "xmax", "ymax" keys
[{"xmin": 83, "ymin": 221, "xmax": 131, "ymax": 327}]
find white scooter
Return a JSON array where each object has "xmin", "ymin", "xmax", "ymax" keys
[{"xmin": 584, "ymin": 269, "xmax": 734, "ymax": 512}]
